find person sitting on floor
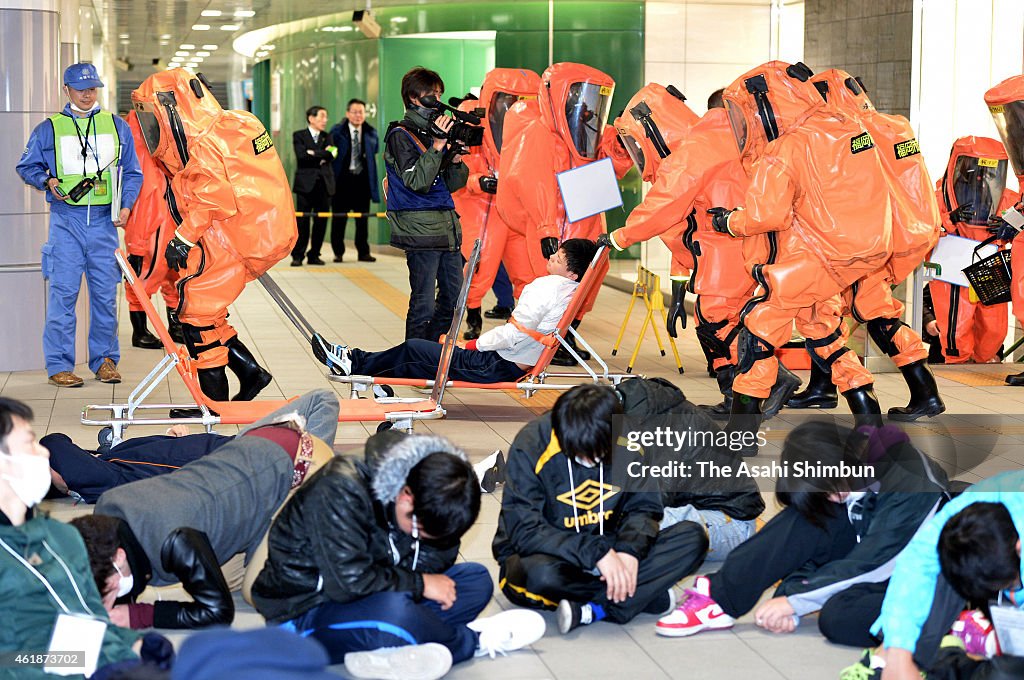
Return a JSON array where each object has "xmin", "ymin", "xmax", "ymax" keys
[
  {"xmin": 656, "ymin": 420, "xmax": 948, "ymax": 647},
  {"xmin": 70, "ymin": 389, "xmax": 339, "ymax": 630},
  {"xmin": 493, "ymin": 383, "xmax": 711, "ymax": 635},
  {"xmin": 310, "ymin": 238, "xmax": 598, "ymax": 383},
  {"xmin": 251, "ymin": 428, "xmax": 545, "ymax": 679}
]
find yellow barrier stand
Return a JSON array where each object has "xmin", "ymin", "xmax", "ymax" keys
[{"xmin": 611, "ymin": 264, "xmax": 684, "ymax": 374}]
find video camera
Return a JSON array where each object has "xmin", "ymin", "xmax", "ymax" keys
[{"xmin": 419, "ymin": 94, "xmax": 485, "ymax": 147}]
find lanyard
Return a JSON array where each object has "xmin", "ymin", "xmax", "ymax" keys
[
  {"xmin": 0, "ymin": 536, "xmax": 95, "ymax": 616},
  {"xmin": 71, "ymin": 113, "xmax": 97, "ymax": 175}
]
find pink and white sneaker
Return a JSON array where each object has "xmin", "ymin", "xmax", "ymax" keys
[
  {"xmin": 655, "ymin": 576, "xmax": 735, "ymax": 637},
  {"xmin": 950, "ymin": 610, "xmax": 1000, "ymax": 657}
]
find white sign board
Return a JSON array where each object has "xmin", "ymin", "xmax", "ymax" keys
[
  {"xmin": 556, "ymin": 157, "xmax": 623, "ymax": 224},
  {"xmin": 928, "ymin": 234, "xmax": 1000, "ymax": 288}
]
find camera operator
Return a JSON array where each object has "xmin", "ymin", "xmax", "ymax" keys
[{"xmin": 384, "ymin": 67, "xmax": 470, "ymax": 341}]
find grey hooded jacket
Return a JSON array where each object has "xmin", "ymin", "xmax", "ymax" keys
[{"xmin": 251, "ymin": 430, "xmax": 468, "ymax": 624}]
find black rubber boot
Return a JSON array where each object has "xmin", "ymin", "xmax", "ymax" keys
[
  {"xmin": 1006, "ymin": 371, "xmax": 1024, "ymax": 386},
  {"xmin": 170, "ymin": 366, "xmax": 228, "ymax": 418},
  {"xmin": 762, "ymin": 364, "xmax": 803, "ymax": 420},
  {"xmin": 887, "ymin": 360, "xmax": 946, "ymax": 421},
  {"xmin": 703, "ymin": 365, "xmax": 735, "ymax": 420},
  {"xmin": 130, "ymin": 311, "xmax": 161, "ymax": 350},
  {"xmin": 484, "ymin": 305, "xmax": 513, "ymax": 320},
  {"xmin": 726, "ymin": 393, "xmax": 763, "ymax": 457},
  {"xmin": 786, "ymin": 361, "xmax": 839, "ymax": 409},
  {"xmin": 842, "ymin": 385, "xmax": 884, "ymax": 428},
  {"xmin": 463, "ymin": 307, "xmax": 483, "ymax": 341},
  {"xmin": 226, "ymin": 337, "xmax": 273, "ymax": 401},
  {"xmin": 167, "ymin": 309, "xmax": 185, "ymax": 344}
]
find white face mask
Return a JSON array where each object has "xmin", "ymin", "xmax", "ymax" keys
[
  {"xmin": 574, "ymin": 456, "xmax": 597, "ymax": 468},
  {"xmin": 69, "ymin": 101, "xmax": 100, "ymax": 114},
  {"xmin": 113, "ymin": 561, "xmax": 134, "ymax": 598},
  {"xmin": 1, "ymin": 452, "xmax": 52, "ymax": 508}
]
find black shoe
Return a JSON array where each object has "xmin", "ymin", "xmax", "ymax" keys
[
  {"xmin": 762, "ymin": 364, "xmax": 802, "ymax": 420},
  {"xmin": 569, "ymin": 320, "xmax": 591, "ymax": 361},
  {"xmin": 887, "ymin": 360, "xmax": 945, "ymax": 421},
  {"xmin": 550, "ymin": 347, "xmax": 580, "ymax": 366},
  {"xmin": 97, "ymin": 426, "xmax": 114, "ymax": 455},
  {"xmin": 307, "ymin": 257, "xmax": 325, "ymax": 265},
  {"xmin": 484, "ymin": 305, "xmax": 514, "ymax": 320},
  {"xmin": 166, "ymin": 310, "xmax": 185, "ymax": 344},
  {"xmin": 291, "ymin": 259, "xmax": 303, "ymax": 267},
  {"xmin": 226, "ymin": 337, "xmax": 273, "ymax": 401},
  {"xmin": 475, "ymin": 451, "xmax": 506, "ymax": 493},
  {"xmin": 1007, "ymin": 371, "xmax": 1024, "ymax": 386},
  {"xmin": 358, "ymin": 255, "xmax": 376, "ymax": 262},
  {"xmin": 129, "ymin": 310, "xmax": 162, "ymax": 350},
  {"xmin": 842, "ymin": 385, "xmax": 883, "ymax": 428},
  {"xmin": 333, "ymin": 256, "xmax": 344, "ymax": 263},
  {"xmin": 464, "ymin": 307, "xmax": 482, "ymax": 341},
  {"xmin": 701, "ymin": 365, "xmax": 735, "ymax": 421},
  {"xmin": 726, "ymin": 393, "xmax": 763, "ymax": 457},
  {"xmin": 786, "ymin": 361, "xmax": 838, "ymax": 409},
  {"xmin": 557, "ymin": 600, "xmax": 591, "ymax": 635}
]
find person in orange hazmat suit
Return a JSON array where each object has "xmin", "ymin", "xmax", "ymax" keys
[
  {"xmin": 710, "ymin": 61, "xmax": 893, "ymax": 442},
  {"xmin": 793, "ymin": 69, "xmax": 944, "ymax": 421},
  {"xmin": 123, "ymin": 110, "xmax": 183, "ymax": 350},
  {"xmin": 131, "ymin": 68, "xmax": 297, "ymax": 405},
  {"xmin": 606, "ymin": 85, "xmax": 802, "ymax": 418},
  {"xmin": 986, "ymin": 76, "xmax": 1024, "ymax": 385},
  {"xmin": 926, "ymin": 136, "xmax": 1016, "ymax": 367},
  {"xmin": 496, "ymin": 62, "xmax": 633, "ymax": 365},
  {"xmin": 450, "ymin": 69, "xmax": 543, "ymax": 340}
]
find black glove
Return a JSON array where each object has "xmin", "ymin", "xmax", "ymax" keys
[
  {"xmin": 165, "ymin": 236, "xmax": 192, "ymax": 272},
  {"xmin": 708, "ymin": 207, "xmax": 735, "ymax": 235},
  {"xmin": 479, "ymin": 176, "xmax": 498, "ymax": 194},
  {"xmin": 948, "ymin": 203, "xmax": 974, "ymax": 225},
  {"xmin": 596, "ymin": 233, "xmax": 613, "ymax": 249},
  {"xmin": 666, "ymin": 279, "xmax": 687, "ymax": 338},
  {"xmin": 127, "ymin": 254, "xmax": 144, "ymax": 277},
  {"xmin": 989, "ymin": 218, "xmax": 1020, "ymax": 242},
  {"xmin": 154, "ymin": 527, "xmax": 234, "ymax": 629},
  {"xmin": 540, "ymin": 237, "xmax": 560, "ymax": 259}
]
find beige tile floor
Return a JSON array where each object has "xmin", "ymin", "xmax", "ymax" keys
[{"xmin": 5, "ymin": 249, "xmax": 1024, "ymax": 679}]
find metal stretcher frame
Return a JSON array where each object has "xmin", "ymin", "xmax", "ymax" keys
[
  {"xmin": 81, "ymin": 250, "xmax": 444, "ymax": 444},
  {"xmin": 331, "ymin": 244, "xmax": 635, "ymax": 401}
]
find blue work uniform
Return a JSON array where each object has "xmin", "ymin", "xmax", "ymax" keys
[{"xmin": 16, "ymin": 104, "xmax": 143, "ymax": 376}]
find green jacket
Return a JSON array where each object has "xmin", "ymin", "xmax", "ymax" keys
[
  {"xmin": 383, "ymin": 109, "xmax": 468, "ymax": 252},
  {"xmin": 0, "ymin": 512, "xmax": 140, "ymax": 679}
]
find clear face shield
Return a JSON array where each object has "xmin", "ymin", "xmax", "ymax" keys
[
  {"xmin": 724, "ymin": 98, "xmax": 748, "ymax": 153},
  {"xmin": 990, "ymin": 101, "xmax": 1024, "ymax": 179},
  {"xmin": 488, "ymin": 91, "xmax": 520, "ymax": 153},
  {"xmin": 564, "ymin": 82, "xmax": 612, "ymax": 159},
  {"xmin": 619, "ymin": 132, "xmax": 645, "ymax": 174},
  {"xmin": 133, "ymin": 101, "xmax": 162, "ymax": 155},
  {"xmin": 951, "ymin": 155, "xmax": 1008, "ymax": 225}
]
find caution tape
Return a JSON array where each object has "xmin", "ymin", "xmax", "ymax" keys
[{"xmin": 295, "ymin": 211, "xmax": 388, "ymax": 218}]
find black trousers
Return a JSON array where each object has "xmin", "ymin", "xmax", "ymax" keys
[
  {"xmin": 706, "ymin": 505, "xmax": 889, "ymax": 646},
  {"xmin": 332, "ymin": 169, "xmax": 371, "ymax": 259},
  {"xmin": 499, "ymin": 521, "xmax": 709, "ymax": 624},
  {"xmin": 293, "ymin": 181, "xmax": 330, "ymax": 261}
]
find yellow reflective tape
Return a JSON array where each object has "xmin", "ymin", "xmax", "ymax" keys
[{"xmin": 979, "ymin": 158, "xmax": 999, "ymax": 168}]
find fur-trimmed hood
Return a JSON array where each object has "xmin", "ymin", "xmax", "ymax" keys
[{"xmin": 368, "ymin": 431, "xmax": 469, "ymax": 505}]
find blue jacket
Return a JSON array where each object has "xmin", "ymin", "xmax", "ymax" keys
[
  {"xmin": 16, "ymin": 104, "xmax": 143, "ymax": 211},
  {"xmin": 874, "ymin": 470, "xmax": 1024, "ymax": 651},
  {"xmin": 329, "ymin": 119, "xmax": 380, "ymax": 203}
]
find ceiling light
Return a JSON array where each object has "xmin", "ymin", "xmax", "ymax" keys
[
  {"xmin": 185, "ymin": 63, "xmax": 198, "ymax": 68},
  {"xmin": 192, "ymin": 24, "xmax": 210, "ymax": 30},
  {"xmin": 192, "ymin": 57, "xmax": 204, "ymax": 62},
  {"xmin": 200, "ymin": 9, "xmax": 222, "ymax": 16},
  {"xmin": 202, "ymin": 44, "xmax": 219, "ymax": 50},
  {"xmin": 391, "ymin": 16, "xmax": 407, "ymax": 23},
  {"xmin": 234, "ymin": 9, "xmax": 255, "ymax": 17},
  {"xmin": 118, "ymin": 33, "xmax": 129, "ymax": 38},
  {"xmin": 220, "ymin": 24, "xmax": 240, "ymax": 31},
  {"xmin": 175, "ymin": 51, "xmax": 189, "ymax": 56},
  {"xmin": 160, "ymin": 41, "xmax": 169, "ymax": 45},
  {"xmin": 196, "ymin": 51, "xmax": 210, "ymax": 56},
  {"xmin": 160, "ymin": 34, "xmax": 171, "ymax": 39},
  {"xmin": 255, "ymin": 51, "xmax": 268, "ymax": 58},
  {"xmin": 170, "ymin": 57, "xmax": 183, "ymax": 63},
  {"xmin": 180, "ymin": 43, "xmax": 195, "ymax": 49}
]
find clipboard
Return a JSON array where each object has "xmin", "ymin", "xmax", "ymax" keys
[
  {"xmin": 928, "ymin": 235, "xmax": 1000, "ymax": 287},
  {"xmin": 110, "ymin": 166, "xmax": 123, "ymax": 216},
  {"xmin": 556, "ymin": 157, "xmax": 623, "ymax": 223}
]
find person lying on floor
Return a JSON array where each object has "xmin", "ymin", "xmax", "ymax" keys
[
  {"xmin": 493, "ymin": 383, "xmax": 711, "ymax": 635},
  {"xmin": 656, "ymin": 420, "xmax": 949, "ymax": 646},
  {"xmin": 311, "ymin": 238, "xmax": 598, "ymax": 383},
  {"xmin": 251, "ymin": 428, "xmax": 545, "ymax": 679},
  {"xmin": 44, "ymin": 426, "xmax": 232, "ymax": 504},
  {"xmin": 69, "ymin": 389, "xmax": 340, "ymax": 630}
]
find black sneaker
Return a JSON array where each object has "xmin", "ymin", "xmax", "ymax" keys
[
  {"xmin": 291, "ymin": 259, "xmax": 303, "ymax": 267},
  {"xmin": 474, "ymin": 451, "xmax": 506, "ymax": 493},
  {"xmin": 307, "ymin": 257, "xmax": 326, "ymax": 265},
  {"xmin": 484, "ymin": 305, "xmax": 514, "ymax": 320},
  {"xmin": 557, "ymin": 600, "xmax": 596, "ymax": 635}
]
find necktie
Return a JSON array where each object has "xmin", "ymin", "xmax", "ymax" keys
[{"xmin": 350, "ymin": 129, "xmax": 362, "ymax": 173}]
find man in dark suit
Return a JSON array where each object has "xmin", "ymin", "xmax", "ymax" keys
[
  {"xmin": 329, "ymin": 98, "xmax": 379, "ymax": 263},
  {"xmin": 292, "ymin": 106, "xmax": 336, "ymax": 266}
]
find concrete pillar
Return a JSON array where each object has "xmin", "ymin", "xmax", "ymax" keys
[{"xmin": 59, "ymin": 0, "xmax": 79, "ymax": 68}]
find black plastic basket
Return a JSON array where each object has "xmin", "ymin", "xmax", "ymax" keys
[{"xmin": 962, "ymin": 237, "xmax": 1012, "ymax": 306}]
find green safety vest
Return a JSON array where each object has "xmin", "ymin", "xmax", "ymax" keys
[{"xmin": 48, "ymin": 111, "xmax": 121, "ymax": 206}]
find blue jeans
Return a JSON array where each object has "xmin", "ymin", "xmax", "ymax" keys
[
  {"xmin": 350, "ymin": 339, "xmax": 525, "ymax": 383},
  {"xmin": 492, "ymin": 263, "xmax": 514, "ymax": 309},
  {"xmin": 282, "ymin": 562, "xmax": 493, "ymax": 665},
  {"xmin": 405, "ymin": 250, "xmax": 463, "ymax": 341}
]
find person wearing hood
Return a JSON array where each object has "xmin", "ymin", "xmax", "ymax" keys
[
  {"xmin": 251, "ymin": 430, "xmax": 545, "ymax": 679},
  {"xmin": 16, "ymin": 63, "xmax": 144, "ymax": 388},
  {"xmin": 383, "ymin": 67, "xmax": 469, "ymax": 342},
  {"xmin": 70, "ymin": 389, "xmax": 340, "ymax": 631},
  {"xmin": 708, "ymin": 61, "xmax": 893, "ymax": 449},
  {"xmin": 130, "ymin": 68, "xmax": 296, "ymax": 407},
  {"xmin": 493, "ymin": 384, "xmax": 710, "ymax": 636},
  {"xmin": 800, "ymin": 70, "xmax": 944, "ymax": 421}
]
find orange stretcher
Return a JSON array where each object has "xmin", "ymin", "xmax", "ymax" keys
[
  {"xmin": 331, "ymin": 244, "xmax": 635, "ymax": 401},
  {"xmin": 81, "ymin": 250, "xmax": 445, "ymax": 444}
]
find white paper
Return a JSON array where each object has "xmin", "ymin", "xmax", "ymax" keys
[
  {"xmin": 990, "ymin": 603, "xmax": 1024, "ymax": 656},
  {"xmin": 46, "ymin": 613, "xmax": 106, "ymax": 677},
  {"xmin": 1002, "ymin": 206, "xmax": 1024, "ymax": 230},
  {"xmin": 927, "ymin": 234, "xmax": 1000, "ymax": 287},
  {"xmin": 556, "ymin": 157, "xmax": 623, "ymax": 224}
]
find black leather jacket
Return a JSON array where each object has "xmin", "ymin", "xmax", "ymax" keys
[{"xmin": 251, "ymin": 431, "xmax": 463, "ymax": 624}]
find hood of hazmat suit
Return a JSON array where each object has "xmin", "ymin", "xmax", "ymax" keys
[
  {"xmin": 939, "ymin": 136, "xmax": 1009, "ymax": 228},
  {"xmin": 479, "ymin": 68, "xmax": 542, "ymax": 170},
  {"xmin": 986, "ymin": 75, "xmax": 1024, "ymax": 182},
  {"xmin": 614, "ymin": 83, "xmax": 700, "ymax": 183},
  {"xmin": 539, "ymin": 62, "xmax": 615, "ymax": 166}
]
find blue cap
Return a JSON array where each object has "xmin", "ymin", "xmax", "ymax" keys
[{"xmin": 63, "ymin": 63, "xmax": 105, "ymax": 90}]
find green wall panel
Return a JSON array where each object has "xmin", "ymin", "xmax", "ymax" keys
[{"xmin": 252, "ymin": 59, "xmax": 270, "ymax": 129}]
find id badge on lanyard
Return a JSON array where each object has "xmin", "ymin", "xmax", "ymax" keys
[{"xmin": 45, "ymin": 613, "xmax": 107, "ymax": 677}]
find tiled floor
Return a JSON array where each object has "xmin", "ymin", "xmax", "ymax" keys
[{"xmin": 6, "ymin": 249, "xmax": 1024, "ymax": 679}]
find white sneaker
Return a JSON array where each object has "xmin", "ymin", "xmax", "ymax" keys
[
  {"xmin": 344, "ymin": 643, "xmax": 452, "ymax": 680},
  {"xmin": 467, "ymin": 609, "xmax": 546, "ymax": 658},
  {"xmin": 473, "ymin": 450, "xmax": 506, "ymax": 493},
  {"xmin": 311, "ymin": 334, "xmax": 351, "ymax": 376},
  {"xmin": 372, "ymin": 384, "xmax": 395, "ymax": 399}
]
